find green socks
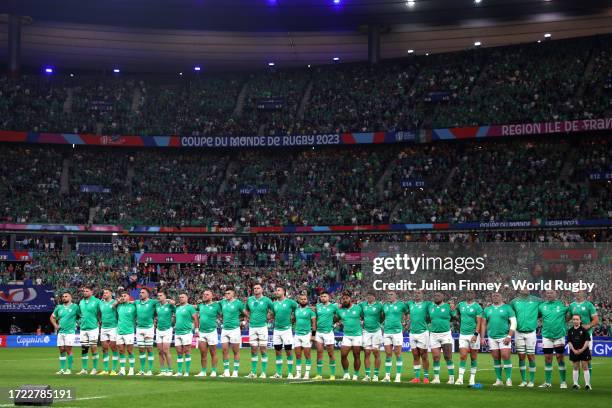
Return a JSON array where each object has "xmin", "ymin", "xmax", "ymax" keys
[
  {"xmin": 433, "ymin": 361, "xmax": 441, "ymax": 377},
  {"xmin": 92, "ymin": 353, "xmax": 99, "ymax": 370},
  {"xmin": 59, "ymin": 352, "xmax": 66, "ymax": 370},
  {"xmin": 545, "ymin": 362, "xmax": 552, "ymax": 383},
  {"xmin": 385, "ymin": 357, "xmax": 392, "ymax": 374},
  {"xmin": 185, "ymin": 353, "xmax": 191, "ymax": 374},
  {"xmin": 317, "ymin": 360, "xmax": 323, "ymax": 375},
  {"xmin": 493, "ymin": 359, "xmax": 502, "ymax": 381},
  {"xmin": 251, "ymin": 353, "xmax": 258, "ymax": 374},
  {"xmin": 177, "ymin": 354, "xmax": 184, "ymax": 373},
  {"xmin": 528, "ymin": 359, "xmax": 536, "ymax": 383},
  {"xmin": 558, "ymin": 361, "xmax": 566, "ymax": 382},
  {"xmin": 330, "ymin": 359, "xmax": 336, "ymax": 376},
  {"xmin": 147, "ymin": 351, "xmax": 154, "ymax": 371},
  {"xmin": 103, "ymin": 352, "xmax": 109, "ymax": 372},
  {"xmin": 67, "ymin": 354, "xmax": 73, "ymax": 370},
  {"xmin": 112, "ymin": 351, "xmax": 119, "ymax": 371},
  {"xmin": 446, "ymin": 359, "xmax": 454, "ymax": 376},
  {"xmin": 397, "ymin": 356, "xmax": 403, "ymax": 374},
  {"xmin": 519, "ymin": 359, "xmax": 526, "ymax": 382},
  {"xmin": 503, "ymin": 359, "xmax": 512, "ymax": 379}
]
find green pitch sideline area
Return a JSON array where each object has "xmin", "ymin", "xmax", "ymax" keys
[{"xmin": 0, "ymin": 348, "xmax": 610, "ymax": 408}]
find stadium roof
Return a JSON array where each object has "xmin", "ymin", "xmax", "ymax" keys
[{"xmin": 0, "ymin": 0, "xmax": 611, "ymax": 72}]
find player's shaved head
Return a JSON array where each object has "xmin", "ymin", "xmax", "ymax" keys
[
  {"xmin": 298, "ymin": 294, "xmax": 308, "ymax": 306},
  {"xmin": 61, "ymin": 292, "xmax": 72, "ymax": 303},
  {"xmin": 465, "ymin": 291, "xmax": 476, "ymax": 301},
  {"xmin": 433, "ymin": 292, "xmax": 444, "ymax": 304},
  {"xmin": 178, "ymin": 293, "xmax": 188, "ymax": 304}
]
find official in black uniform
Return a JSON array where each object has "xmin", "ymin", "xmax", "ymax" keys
[{"xmin": 567, "ymin": 314, "xmax": 592, "ymax": 390}]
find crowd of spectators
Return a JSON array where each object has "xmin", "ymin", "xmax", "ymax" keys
[
  {"xmin": 0, "ymin": 135, "xmax": 609, "ymax": 226},
  {"xmin": 0, "ymin": 35, "xmax": 609, "ymax": 136}
]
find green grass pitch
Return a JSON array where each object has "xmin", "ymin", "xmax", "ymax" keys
[{"xmin": 0, "ymin": 348, "xmax": 610, "ymax": 408}]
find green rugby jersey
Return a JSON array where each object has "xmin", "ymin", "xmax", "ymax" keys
[
  {"xmin": 174, "ymin": 304, "xmax": 197, "ymax": 335},
  {"xmin": 135, "ymin": 299, "xmax": 158, "ymax": 329},
  {"xmin": 338, "ymin": 304, "xmax": 363, "ymax": 336},
  {"xmin": 155, "ymin": 302, "xmax": 175, "ymax": 331},
  {"xmin": 315, "ymin": 302, "xmax": 339, "ymax": 334},
  {"xmin": 220, "ymin": 299, "xmax": 245, "ymax": 330},
  {"xmin": 569, "ymin": 301, "xmax": 597, "ymax": 335},
  {"xmin": 457, "ymin": 301, "xmax": 483, "ymax": 335},
  {"xmin": 273, "ymin": 298, "xmax": 298, "ymax": 330},
  {"xmin": 484, "ymin": 303, "xmax": 515, "ymax": 339},
  {"xmin": 360, "ymin": 301, "xmax": 383, "ymax": 333},
  {"xmin": 78, "ymin": 296, "xmax": 100, "ymax": 331},
  {"xmin": 246, "ymin": 295, "xmax": 273, "ymax": 328},
  {"xmin": 117, "ymin": 303, "xmax": 137, "ymax": 335},
  {"xmin": 382, "ymin": 301, "xmax": 408, "ymax": 334},
  {"xmin": 294, "ymin": 306, "xmax": 316, "ymax": 336},
  {"xmin": 539, "ymin": 300, "xmax": 569, "ymax": 339},
  {"xmin": 428, "ymin": 302, "xmax": 456, "ymax": 333},
  {"xmin": 52, "ymin": 303, "xmax": 80, "ymax": 334},
  {"xmin": 406, "ymin": 300, "xmax": 431, "ymax": 334},
  {"xmin": 510, "ymin": 295, "xmax": 541, "ymax": 333},
  {"xmin": 99, "ymin": 299, "xmax": 118, "ymax": 329},
  {"xmin": 198, "ymin": 302, "xmax": 221, "ymax": 333}
]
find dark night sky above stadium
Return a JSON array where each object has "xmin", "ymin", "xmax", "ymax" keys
[{"xmin": 2, "ymin": 0, "xmax": 610, "ymax": 31}]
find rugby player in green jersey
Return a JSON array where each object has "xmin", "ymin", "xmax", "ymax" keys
[
  {"xmin": 99, "ymin": 288, "xmax": 119, "ymax": 375},
  {"xmin": 271, "ymin": 286, "xmax": 298, "ymax": 379},
  {"xmin": 196, "ymin": 289, "xmax": 222, "ymax": 378},
  {"xmin": 482, "ymin": 292, "xmax": 516, "ymax": 386},
  {"xmin": 154, "ymin": 291, "xmax": 175, "ymax": 376},
  {"xmin": 220, "ymin": 288, "xmax": 246, "ymax": 377},
  {"xmin": 407, "ymin": 290, "xmax": 431, "ymax": 384},
  {"xmin": 314, "ymin": 291, "xmax": 340, "ymax": 380},
  {"xmin": 115, "ymin": 291, "xmax": 137, "ymax": 376},
  {"xmin": 338, "ymin": 292, "xmax": 363, "ymax": 381},
  {"xmin": 135, "ymin": 288, "xmax": 158, "ymax": 376},
  {"xmin": 50, "ymin": 291, "xmax": 80, "ymax": 374},
  {"xmin": 244, "ymin": 284, "xmax": 274, "ymax": 379},
  {"xmin": 455, "ymin": 291, "xmax": 483, "ymax": 386},
  {"xmin": 538, "ymin": 290, "xmax": 569, "ymax": 388},
  {"xmin": 510, "ymin": 289, "xmax": 541, "ymax": 387},
  {"xmin": 76, "ymin": 285, "xmax": 101, "ymax": 375},
  {"xmin": 382, "ymin": 291, "xmax": 409, "ymax": 383},
  {"xmin": 173, "ymin": 293, "xmax": 198, "ymax": 377},
  {"xmin": 428, "ymin": 292, "xmax": 457, "ymax": 384},
  {"xmin": 294, "ymin": 293, "xmax": 316, "ymax": 379},
  {"xmin": 360, "ymin": 292, "xmax": 384, "ymax": 382},
  {"xmin": 569, "ymin": 291, "xmax": 599, "ymax": 377}
]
